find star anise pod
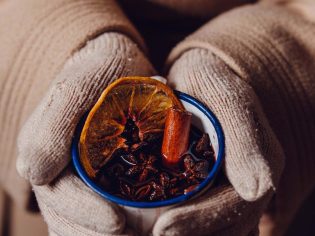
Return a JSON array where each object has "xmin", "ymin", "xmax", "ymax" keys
[
  {"xmin": 139, "ymin": 155, "xmax": 158, "ymax": 182},
  {"xmin": 181, "ymin": 155, "xmax": 209, "ymax": 183},
  {"xmin": 194, "ymin": 134, "xmax": 215, "ymax": 161},
  {"xmin": 125, "ymin": 154, "xmax": 158, "ymax": 182}
]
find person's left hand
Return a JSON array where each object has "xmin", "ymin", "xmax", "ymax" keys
[
  {"xmin": 152, "ymin": 48, "xmax": 284, "ymax": 236},
  {"xmin": 17, "ymin": 32, "xmax": 155, "ymax": 236}
]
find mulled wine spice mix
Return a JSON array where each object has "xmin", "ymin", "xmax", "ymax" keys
[{"xmin": 95, "ymin": 118, "xmax": 215, "ymax": 202}]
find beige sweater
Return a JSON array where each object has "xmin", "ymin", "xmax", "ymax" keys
[{"xmin": 0, "ymin": 0, "xmax": 314, "ymax": 214}]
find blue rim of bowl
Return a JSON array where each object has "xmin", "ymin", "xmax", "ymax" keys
[{"xmin": 72, "ymin": 90, "xmax": 225, "ymax": 208}]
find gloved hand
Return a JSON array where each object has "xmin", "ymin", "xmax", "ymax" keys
[
  {"xmin": 17, "ymin": 32, "xmax": 155, "ymax": 235},
  {"xmin": 153, "ymin": 48, "xmax": 284, "ymax": 236},
  {"xmin": 0, "ymin": 0, "xmax": 144, "ymax": 206},
  {"xmin": 15, "ymin": 1, "xmax": 315, "ymax": 236},
  {"xmin": 153, "ymin": 2, "xmax": 315, "ymax": 236}
]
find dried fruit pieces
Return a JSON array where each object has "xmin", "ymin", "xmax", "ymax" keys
[
  {"xmin": 80, "ymin": 77, "xmax": 216, "ymax": 202},
  {"xmin": 96, "ymin": 117, "xmax": 215, "ymax": 202},
  {"xmin": 80, "ymin": 77, "xmax": 183, "ymax": 178}
]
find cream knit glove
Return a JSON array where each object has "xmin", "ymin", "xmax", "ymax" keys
[
  {"xmin": 153, "ymin": 49, "xmax": 283, "ymax": 236},
  {"xmin": 154, "ymin": 2, "xmax": 315, "ymax": 236},
  {"xmin": 17, "ymin": 32, "xmax": 154, "ymax": 235},
  {"xmin": 0, "ymin": 0, "xmax": 144, "ymax": 206}
]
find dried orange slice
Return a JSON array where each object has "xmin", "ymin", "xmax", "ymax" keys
[{"xmin": 80, "ymin": 77, "xmax": 184, "ymax": 178}]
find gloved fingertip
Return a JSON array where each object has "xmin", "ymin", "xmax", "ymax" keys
[
  {"xmin": 229, "ymin": 160, "xmax": 275, "ymax": 202},
  {"xmin": 16, "ymin": 155, "xmax": 53, "ymax": 185},
  {"xmin": 16, "ymin": 147, "xmax": 68, "ymax": 185}
]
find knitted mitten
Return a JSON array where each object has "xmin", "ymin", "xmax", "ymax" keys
[
  {"xmin": 154, "ymin": 2, "xmax": 315, "ymax": 235},
  {"xmin": 0, "ymin": 0, "xmax": 144, "ymax": 206},
  {"xmin": 4, "ymin": 0, "xmax": 155, "ymax": 234},
  {"xmin": 153, "ymin": 49, "xmax": 283, "ymax": 236},
  {"xmin": 18, "ymin": 32, "xmax": 154, "ymax": 235}
]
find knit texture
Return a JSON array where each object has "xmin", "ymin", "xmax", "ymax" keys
[
  {"xmin": 153, "ymin": 49, "xmax": 279, "ymax": 236},
  {"xmin": 154, "ymin": 185, "xmax": 264, "ymax": 236},
  {"xmin": 22, "ymin": 32, "xmax": 154, "ymax": 235},
  {"xmin": 17, "ymin": 32, "xmax": 154, "ymax": 185},
  {"xmin": 166, "ymin": 3, "xmax": 315, "ymax": 235},
  {"xmin": 35, "ymin": 169, "xmax": 126, "ymax": 235},
  {"xmin": 45, "ymin": 203, "xmax": 136, "ymax": 236},
  {"xmin": 0, "ymin": 0, "xmax": 144, "ymax": 205},
  {"xmin": 168, "ymin": 49, "xmax": 284, "ymax": 202}
]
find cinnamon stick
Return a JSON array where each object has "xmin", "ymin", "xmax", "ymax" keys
[{"xmin": 161, "ymin": 108, "xmax": 192, "ymax": 168}]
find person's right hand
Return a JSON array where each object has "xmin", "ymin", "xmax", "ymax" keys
[
  {"xmin": 17, "ymin": 32, "xmax": 155, "ymax": 236},
  {"xmin": 153, "ymin": 2, "xmax": 315, "ymax": 236},
  {"xmin": 152, "ymin": 48, "xmax": 285, "ymax": 236}
]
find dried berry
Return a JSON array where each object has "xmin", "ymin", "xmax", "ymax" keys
[
  {"xmin": 181, "ymin": 155, "xmax": 209, "ymax": 184},
  {"xmin": 93, "ymin": 117, "xmax": 216, "ymax": 202},
  {"xmin": 193, "ymin": 160, "xmax": 209, "ymax": 179}
]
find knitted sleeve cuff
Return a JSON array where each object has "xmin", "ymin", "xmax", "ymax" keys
[{"xmin": 166, "ymin": 3, "xmax": 315, "ymax": 82}]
